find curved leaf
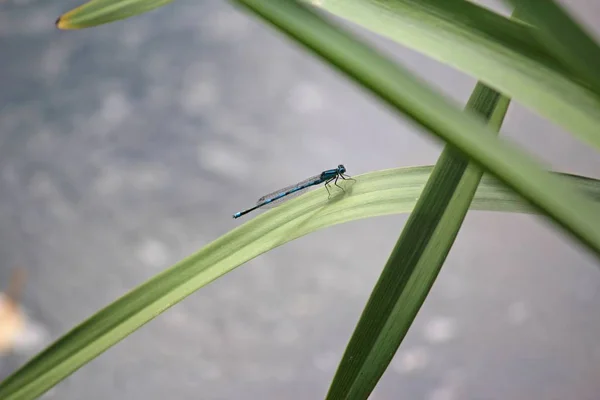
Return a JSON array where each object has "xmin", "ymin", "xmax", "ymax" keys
[{"xmin": 0, "ymin": 167, "xmax": 599, "ymax": 400}]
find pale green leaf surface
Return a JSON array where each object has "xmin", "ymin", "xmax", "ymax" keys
[
  {"xmin": 308, "ymin": 0, "xmax": 600, "ymax": 150},
  {"xmin": 1, "ymin": 168, "xmax": 599, "ymax": 400}
]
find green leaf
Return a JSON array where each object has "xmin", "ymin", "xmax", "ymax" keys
[
  {"xmin": 327, "ymin": 82, "xmax": 509, "ymax": 399},
  {"xmin": 231, "ymin": 0, "xmax": 600, "ymax": 258},
  {"xmin": 501, "ymin": 0, "xmax": 600, "ymax": 95},
  {"xmin": 1, "ymin": 167, "xmax": 599, "ymax": 400},
  {"xmin": 56, "ymin": 0, "xmax": 172, "ymax": 30},
  {"xmin": 305, "ymin": 0, "xmax": 600, "ymax": 150}
]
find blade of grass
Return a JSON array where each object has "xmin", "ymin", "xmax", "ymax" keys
[
  {"xmin": 327, "ymin": 82, "xmax": 509, "ymax": 399},
  {"xmin": 1, "ymin": 167, "xmax": 599, "ymax": 400},
  {"xmin": 55, "ymin": 0, "xmax": 173, "ymax": 29},
  {"xmin": 501, "ymin": 0, "xmax": 600, "ymax": 95},
  {"xmin": 306, "ymin": 0, "xmax": 600, "ymax": 150},
  {"xmin": 326, "ymin": 6, "xmax": 532, "ymax": 395},
  {"xmin": 231, "ymin": 0, "xmax": 600, "ymax": 258}
]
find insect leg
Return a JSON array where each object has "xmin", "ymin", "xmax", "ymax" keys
[
  {"xmin": 334, "ymin": 175, "xmax": 344, "ymax": 192},
  {"xmin": 340, "ymin": 173, "xmax": 356, "ymax": 182},
  {"xmin": 324, "ymin": 178, "xmax": 335, "ymax": 198}
]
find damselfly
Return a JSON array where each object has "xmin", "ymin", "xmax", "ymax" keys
[{"xmin": 232, "ymin": 164, "xmax": 354, "ymax": 219}]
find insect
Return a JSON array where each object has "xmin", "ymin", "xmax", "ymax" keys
[{"xmin": 232, "ymin": 164, "xmax": 354, "ymax": 219}]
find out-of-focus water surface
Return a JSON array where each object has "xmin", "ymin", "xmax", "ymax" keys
[{"xmin": 1, "ymin": 0, "xmax": 600, "ymax": 398}]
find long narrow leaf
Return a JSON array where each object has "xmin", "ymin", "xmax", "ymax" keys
[
  {"xmin": 1, "ymin": 168, "xmax": 599, "ymax": 400},
  {"xmin": 304, "ymin": 0, "xmax": 600, "ymax": 150},
  {"xmin": 231, "ymin": 0, "xmax": 600, "ymax": 258},
  {"xmin": 327, "ymin": 83, "xmax": 509, "ymax": 399}
]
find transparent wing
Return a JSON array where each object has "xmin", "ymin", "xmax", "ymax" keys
[{"xmin": 257, "ymin": 174, "xmax": 322, "ymax": 209}]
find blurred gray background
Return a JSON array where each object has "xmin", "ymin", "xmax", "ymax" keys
[{"xmin": 1, "ymin": 0, "xmax": 600, "ymax": 399}]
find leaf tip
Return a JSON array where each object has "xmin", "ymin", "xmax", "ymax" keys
[{"xmin": 55, "ymin": 14, "xmax": 75, "ymax": 30}]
